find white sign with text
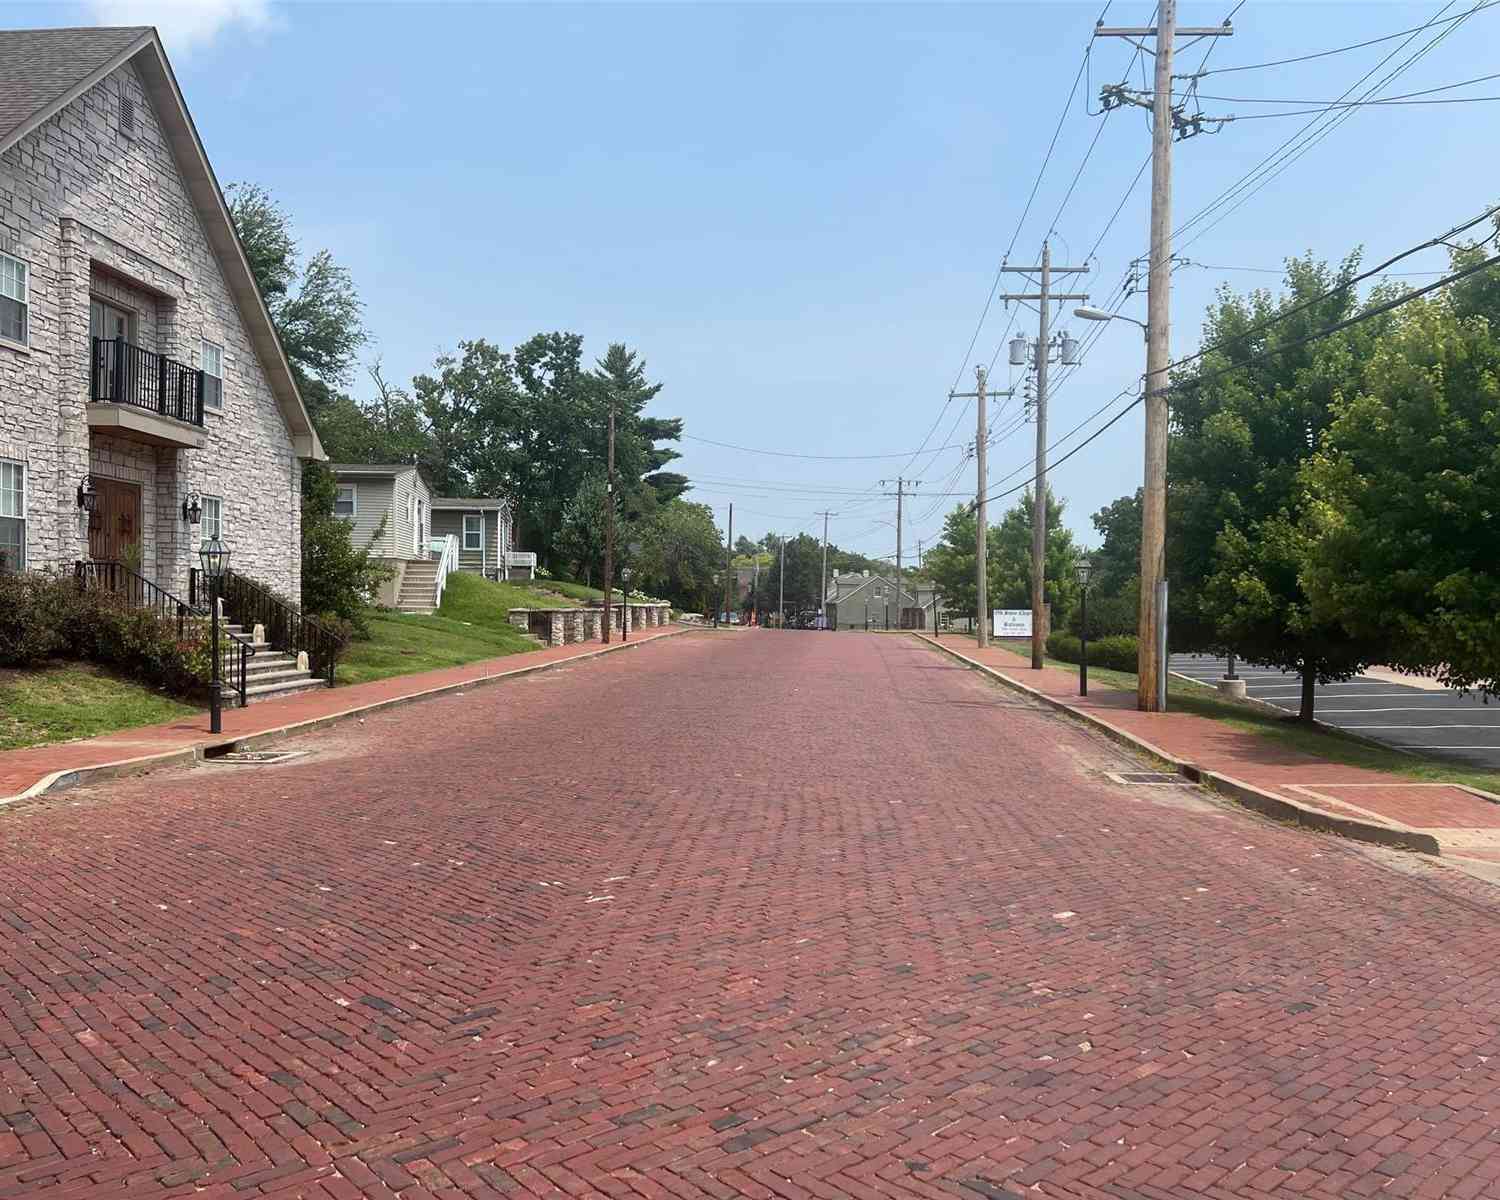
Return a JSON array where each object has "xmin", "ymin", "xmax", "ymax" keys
[{"xmin": 993, "ymin": 609, "xmax": 1032, "ymax": 638}]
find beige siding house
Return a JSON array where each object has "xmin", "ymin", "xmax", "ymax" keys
[
  {"xmin": 0, "ymin": 27, "xmax": 321, "ymax": 597},
  {"xmin": 332, "ymin": 463, "xmax": 431, "ymax": 560}
]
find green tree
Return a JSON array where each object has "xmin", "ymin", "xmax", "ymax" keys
[
  {"xmin": 299, "ymin": 462, "xmax": 391, "ymax": 635},
  {"xmin": 638, "ymin": 500, "xmax": 724, "ymax": 611},
  {"xmin": 226, "ymin": 183, "xmax": 366, "ymax": 409},
  {"xmin": 1302, "ymin": 287, "xmax": 1500, "ymax": 695},
  {"xmin": 1071, "ymin": 489, "xmax": 1140, "ymax": 637},
  {"xmin": 1169, "ymin": 255, "xmax": 1391, "ymax": 720}
]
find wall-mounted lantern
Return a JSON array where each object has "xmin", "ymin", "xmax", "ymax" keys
[
  {"xmin": 76, "ymin": 476, "xmax": 97, "ymax": 514},
  {"xmin": 181, "ymin": 491, "xmax": 203, "ymax": 525}
]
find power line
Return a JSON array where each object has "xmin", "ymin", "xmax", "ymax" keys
[
  {"xmin": 973, "ymin": 249, "xmax": 1500, "ymax": 511},
  {"xmin": 680, "ymin": 433, "xmax": 969, "ymax": 461},
  {"xmin": 1173, "ymin": 0, "xmax": 1485, "ymax": 254},
  {"xmin": 1180, "ymin": 0, "xmax": 1500, "ymax": 77},
  {"xmin": 1182, "ymin": 69, "xmax": 1500, "ymax": 106}
]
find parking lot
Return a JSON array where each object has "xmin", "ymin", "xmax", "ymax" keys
[{"xmin": 1171, "ymin": 654, "xmax": 1500, "ymax": 769}]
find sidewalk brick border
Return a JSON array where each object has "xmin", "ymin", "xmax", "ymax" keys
[
  {"xmin": 917, "ymin": 633, "xmax": 1441, "ymax": 857},
  {"xmin": 1, "ymin": 627, "xmax": 688, "ymax": 809}
]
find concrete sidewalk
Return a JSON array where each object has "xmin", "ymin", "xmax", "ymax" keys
[
  {"xmin": 0, "ymin": 624, "xmax": 684, "ymax": 804},
  {"xmin": 922, "ymin": 633, "xmax": 1500, "ymax": 870}
]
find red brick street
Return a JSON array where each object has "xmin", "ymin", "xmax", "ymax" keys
[{"xmin": 4, "ymin": 631, "xmax": 1500, "ymax": 1200}]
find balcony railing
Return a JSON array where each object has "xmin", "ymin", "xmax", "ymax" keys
[{"xmin": 90, "ymin": 336, "xmax": 205, "ymax": 427}]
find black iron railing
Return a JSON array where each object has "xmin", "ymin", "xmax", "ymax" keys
[
  {"xmin": 191, "ymin": 567, "xmax": 343, "ymax": 686},
  {"xmin": 90, "ymin": 336, "xmax": 205, "ymax": 427},
  {"xmin": 76, "ymin": 560, "xmax": 250, "ymax": 706}
]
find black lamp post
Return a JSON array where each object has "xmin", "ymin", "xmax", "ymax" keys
[
  {"xmin": 1076, "ymin": 557, "xmax": 1094, "ymax": 697},
  {"xmin": 199, "ymin": 536, "xmax": 231, "ymax": 733}
]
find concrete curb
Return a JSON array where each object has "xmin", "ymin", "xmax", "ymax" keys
[
  {"xmin": 0, "ymin": 627, "xmax": 688, "ymax": 809},
  {"xmin": 917, "ymin": 634, "xmax": 1441, "ymax": 857}
]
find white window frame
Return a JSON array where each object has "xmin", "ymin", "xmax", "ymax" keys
[
  {"xmin": 200, "ymin": 338, "xmax": 224, "ymax": 411},
  {"xmin": 200, "ymin": 494, "xmax": 225, "ymax": 545},
  {"xmin": 0, "ymin": 252, "xmax": 28, "ymax": 348},
  {"xmin": 463, "ymin": 513, "xmax": 483, "ymax": 551},
  {"xmin": 334, "ymin": 484, "xmax": 357, "ymax": 520},
  {"xmin": 0, "ymin": 458, "xmax": 24, "ymax": 572}
]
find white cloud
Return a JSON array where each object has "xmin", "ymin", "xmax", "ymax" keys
[{"xmin": 85, "ymin": 0, "xmax": 276, "ymax": 58}]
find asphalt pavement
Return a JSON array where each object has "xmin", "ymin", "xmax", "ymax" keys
[{"xmin": 1171, "ymin": 653, "xmax": 1500, "ymax": 768}]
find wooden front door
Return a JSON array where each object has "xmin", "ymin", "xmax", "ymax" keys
[{"xmin": 88, "ymin": 478, "xmax": 142, "ymax": 564}]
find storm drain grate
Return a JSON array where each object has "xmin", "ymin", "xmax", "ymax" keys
[
  {"xmin": 207, "ymin": 750, "xmax": 307, "ymax": 766},
  {"xmin": 1108, "ymin": 771, "xmax": 1190, "ymax": 786}
]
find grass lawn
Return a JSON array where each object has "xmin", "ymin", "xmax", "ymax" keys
[
  {"xmin": 0, "ymin": 664, "xmax": 198, "ymax": 751},
  {"xmin": 336, "ymin": 573, "xmax": 542, "ymax": 686},
  {"xmin": 972, "ymin": 635, "xmax": 1500, "ymax": 795}
]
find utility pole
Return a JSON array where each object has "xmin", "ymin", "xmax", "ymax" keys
[
  {"xmin": 602, "ymin": 399, "xmax": 616, "ymax": 644},
  {"xmin": 778, "ymin": 534, "xmax": 785, "ymax": 628},
  {"xmin": 722, "ymin": 502, "xmax": 733, "ymax": 626},
  {"xmin": 1098, "ymin": 0, "xmax": 1232, "ymax": 710},
  {"xmin": 879, "ymin": 477, "xmax": 919, "ymax": 631},
  {"xmin": 816, "ymin": 510, "xmax": 836, "ymax": 629},
  {"xmin": 948, "ymin": 367, "xmax": 1013, "ymax": 647},
  {"xmin": 1002, "ymin": 241, "xmax": 1088, "ymax": 670}
]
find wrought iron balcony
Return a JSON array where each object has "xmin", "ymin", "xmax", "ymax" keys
[{"xmin": 90, "ymin": 336, "xmax": 205, "ymax": 428}]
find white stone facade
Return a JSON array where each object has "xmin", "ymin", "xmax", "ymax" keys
[{"xmin": 0, "ymin": 59, "xmax": 304, "ymax": 598}]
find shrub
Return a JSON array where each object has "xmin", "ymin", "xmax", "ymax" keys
[
  {"xmin": 1, "ymin": 570, "xmax": 211, "ymax": 698},
  {"xmin": 1047, "ymin": 631, "xmax": 1140, "ymax": 673},
  {"xmin": 300, "ymin": 462, "xmax": 392, "ymax": 637},
  {"xmin": 0, "ymin": 572, "xmax": 69, "ymax": 666}
]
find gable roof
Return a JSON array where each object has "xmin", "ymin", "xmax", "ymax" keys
[{"xmin": 0, "ymin": 26, "xmax": 323, "ymax": 461}]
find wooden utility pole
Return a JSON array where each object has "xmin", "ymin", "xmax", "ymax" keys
[
  {"xmin": 602, "ymin": 400, "xmax": 615, "ymax": 644},
  {"xmin": 880, "ymin": 477, "xmax": 918, "ymax": 631},
  {"xmin": 1001, "ymin": 241, "xmax": 1088, "ymax": 668},
  {"xmin": 1098, "ymin": 0, "xmax": 1231, "ymax": 710},
  {"xmin": 816, "ymin": 510, "xmax": 837, "ymax": 628},
  {"xmin": 722, "ymin": 502, "xmax": 734, "ymax": 625},
  {"xmin": 949, "ymin": 367, "xmax": 1012, "ymax": 647}
]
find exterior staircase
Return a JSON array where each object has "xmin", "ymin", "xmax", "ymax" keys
[
  {"xmin": 220, "ymin": 619, "xmax": 327, "ymax": 705},
  {"xmin": 396, "ymin": 559, "xmax": 441, "ymax": 615}
]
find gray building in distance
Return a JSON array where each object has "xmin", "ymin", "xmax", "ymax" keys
[{"xmin": 825, "ymin": 569, "xmax": 943, "ymax": 630}]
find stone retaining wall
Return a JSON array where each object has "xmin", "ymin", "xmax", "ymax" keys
[{"xmin": 508, "ymin": 604, "xmax": 670, "ymax": 647}]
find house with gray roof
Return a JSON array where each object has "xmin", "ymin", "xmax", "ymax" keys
[
  {"xmin": 0, "ymin": 25, "xmax": 322, "ymax": 599},
  {"xmin": 825, "ymin": 569, "xmax": 943, "ymax": 631}
]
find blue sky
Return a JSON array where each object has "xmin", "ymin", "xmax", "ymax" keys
[{"xmin": 18, "ymin": 1, "xmax": 1498, "ymax": 561}]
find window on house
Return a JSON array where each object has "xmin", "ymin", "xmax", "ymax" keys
[
  {"xmin": 463, "ymin": 514, "xmax": 483, "ymax": 551},
  {"xmin": 200, "ymin": 495, "xmax": 224, "ymax": 544},
  {"xmin": 0, "ymin": 253, "xmax": 27, "ymax": 346},
  {"xmin": 0, "ymin": 460, "xmax": 24, "ymax": 572},
  {"xmin": 201, "ymin": 340, "xmax": 224, "ymax": 410},
  {"xmin": 334, "ymin": 485, "xmax": 356, "ymax": 519}
]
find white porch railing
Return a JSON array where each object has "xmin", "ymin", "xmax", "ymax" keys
[
  {"xmin": 430, "ymin": 534, "xmax": 460, "ymax": 608},
  {"xmin": 501, "ymin": 550, "xmax": 537, "ymax": 578}
]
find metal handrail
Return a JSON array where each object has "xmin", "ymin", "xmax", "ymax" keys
[
  {"xmin": 75, "ymin": 560, "xmax": 251, "ymax": 705},
  {"xmin": 192, "ymin": 566, "xmax": 345, "ymax": 685}
]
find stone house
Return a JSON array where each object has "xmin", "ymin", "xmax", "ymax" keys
[
  {"xmin": 0, "ymin": 27, "xmax": 322, "ymax": 597},
  {"xmin": 825, "ymin": 569, "xmax": 943, "ymax": 630}
]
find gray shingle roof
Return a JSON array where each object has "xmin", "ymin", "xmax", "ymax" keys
[
  {"xmin": 430, "ymin": 497, "xmax": 507, "ymax": 510},
  {"xmin": 0, "ymin": 26, "xmax": 151, "ymax": 145}
]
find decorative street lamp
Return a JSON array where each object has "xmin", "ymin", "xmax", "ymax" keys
[
  {"xmin": 198, "ymin": 536, "xmax": 231, "ymax": 734},
  {"xmin": 1075, "ymin": 556, "xmax": 1095, "ymax": 697}
]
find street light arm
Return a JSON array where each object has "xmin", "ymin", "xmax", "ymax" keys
[{"xmin": 1074, "ymin": 307, "xmax": 1149, "ymax": 340}]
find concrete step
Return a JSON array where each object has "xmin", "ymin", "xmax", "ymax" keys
[{"xmin": 240, "ymin": 675, "xmax": 328, "ymax": 704}]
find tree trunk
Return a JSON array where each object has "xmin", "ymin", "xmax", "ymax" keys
[{"xmin": 1299, "ymin": 663, "xmax": 1316, "ymax": 724}]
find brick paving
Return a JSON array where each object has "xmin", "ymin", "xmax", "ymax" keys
[
  {"xmin": 0, "ymin": 626, "xmax": 682, "ymax": 801},
  {"xmin": 4, "ymin": 630, "xmax": 1500, "ymax": 1199},
  {"xmin": 929, "ymin": 635, "xmax": 1500, "ymax": 850}
]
